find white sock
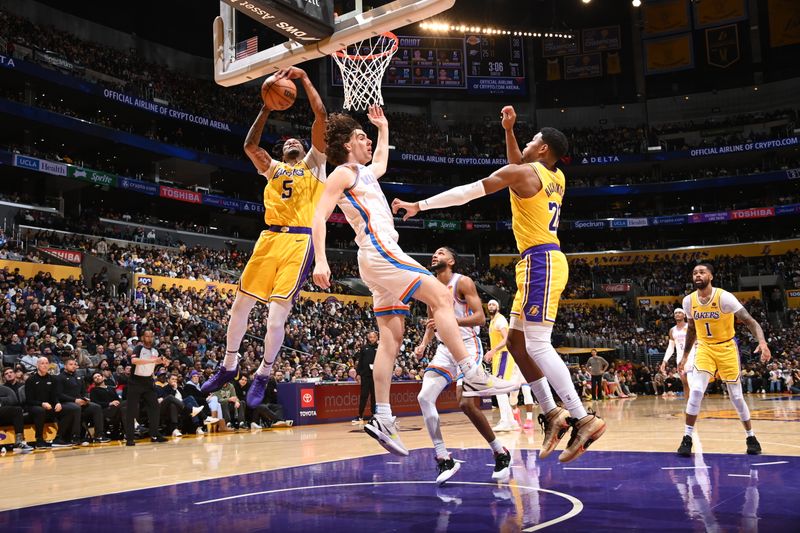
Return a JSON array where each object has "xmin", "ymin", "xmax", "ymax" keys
[
  {"xmin": 746, "ymin": 429, "xmax": 755, "ymax": 438},
  {"xmin": 524, "ymin": 324, "xmax": 587, "ymax": 420},
  {"xmin": 255, "ymin": 360, "xmax": 272, "ymax": 377},
  {"xmin": 685, "ymin": 425, "xmax": 694, "ymax": 437},
  {"xmin": 434, "ymin": 443, "xmax": 449, "ymax": 459},
  {"xmin": 376, "ymin": 403, "xmax": 392, "ymax": 417},
  {"xmin": 526, "ymin": 412, "xmax": 534, "ymax": 421},
  {"xmin": 530, "ymin": 377, "xmax": 557, "ymax": 413},
  {"xmin": 223, "ymin": 351, "xmax": 239, "ymax": 371},
  {"xmin": 457, "ymin": 358, "xmax": 476, "ymax": 375},
  {"xmin": 488, "ymin": 438, "xmax": 504, "ymax": 454}
]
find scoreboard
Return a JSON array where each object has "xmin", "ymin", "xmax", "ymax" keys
[
  {"xmin": 331, "ymin": 34, "xmax": 526, "ymax": 95},
  {"xmin": 464, "ymin": 34, "xmax": 525, "ymax": 94}
]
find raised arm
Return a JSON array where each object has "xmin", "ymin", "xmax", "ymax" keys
[
  {"xmin": 391, "ymin": 164, "xmax": 534, "ymax": 220},
  {"xmin": 243, "ymin": 104, "xmax": 274, "ymax": 175},
  {"xmin": 279, "ymin": 67, "xmax": 328, "ymax": 152},
  {"xmin": 734, "ymin": 307, "xmax": 772, "ymax": 362},
  {"xmin": 366, "ymin": 105, "xmax": 389, "ymax": 179},
  {"xmin": 502, "ymin": 106, "xmax": 523, "ymax": 164},
  {"xmin": 311, "ymin": 167, "xmax": 355, "ymax": 289}
]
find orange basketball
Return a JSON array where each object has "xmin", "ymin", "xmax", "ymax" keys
[{"xmin": 262, "ymin": 76, "xmax": 297, "ymax": 111}]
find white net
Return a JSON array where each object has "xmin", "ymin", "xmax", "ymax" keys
[{"xmin": 332, "ymin": 32, "xmax": 398, "ymax": 111}]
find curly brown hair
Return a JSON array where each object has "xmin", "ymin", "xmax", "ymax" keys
[{"xmin": 324, "ymin": 113, "xmax": 362, "ymax": 166}]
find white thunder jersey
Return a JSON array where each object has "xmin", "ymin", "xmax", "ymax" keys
[
  {"xmin": 672, "ymin": 323, "xmax": 697, "ymax": 370},
  {"xmin": 434, "ymin": 274, "xmax": 480, "ymax": 345},
  {"xmin": 336, "ymin": 164, "xmax": 398, "ymax": 249}
]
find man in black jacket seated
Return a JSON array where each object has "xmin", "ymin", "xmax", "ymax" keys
[
  {"xmin": 89, "ymin": 371, "xmax": 124, "ymax": 439},
  {"xmin": 25, "ymin": 357, "xmax": 77, "ymax": 448},
  {"xmin": 57, "ymin": 358, "xmax": 109, "ymax": 444},
  {"xmin": 0, "ymin": 384, "xmax": 33, "ymax": 452},
  {"xmin": 156, "ymin": 373, "xmax": 204, "ymax": 437}
]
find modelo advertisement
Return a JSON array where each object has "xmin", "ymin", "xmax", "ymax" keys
[{"xmin": 281, "ymin": 382, "xmax": 489, "ymax": 425}]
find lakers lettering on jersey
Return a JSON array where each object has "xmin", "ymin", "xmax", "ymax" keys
[
  {"xmin": 682, "ymin": 288, "xmax": 744, "ymax": 382},
  {"xmin": 510, "ymin": 162, "xmax": 569, "ymax": 324},
  {"xmin": 238, "ymin": 147, "xmax": 327, "ymax": 304},
  {"xmin": 260, "ymin": 147, "xmax": 327, "ymax": 227}
]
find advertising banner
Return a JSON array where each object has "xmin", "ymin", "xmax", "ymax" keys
[
  {"xmin": 69, "ymin": 166, "xmax": 117, "ymax": 187},
  {"xmin": 159, "ymin": 186, "xmax": 202, "ymax": 204},
  {"xmin": 38, "ymin": 248, "xmax": 82, "ymax": 264}
]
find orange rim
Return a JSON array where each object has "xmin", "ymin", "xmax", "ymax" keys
[{"xmin": 334, "ymin": 32, "xmax": 399, "ymax": 61}]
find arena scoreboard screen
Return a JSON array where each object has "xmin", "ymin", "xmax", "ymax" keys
[{"xmin": 332, "ymin": 34, "xmax": 526, "ymax": 95}]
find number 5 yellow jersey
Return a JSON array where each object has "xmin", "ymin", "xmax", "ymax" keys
[
  {"xmin": 510, "ymin": 161, "xmax": 565, "ymax": 254},
  {"xmin": 260, "ymin": 147, "xmax": 327, "ymax": 227}
]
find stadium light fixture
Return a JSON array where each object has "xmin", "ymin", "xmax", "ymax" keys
[{"xmin": 632, "ymin": 0, "xmax": 641, "ymax": 6}]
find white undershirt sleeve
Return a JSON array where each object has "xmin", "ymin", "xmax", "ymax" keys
[
  {"xmin": 719, "ymin": 290, "xmax": 744, "ymax": 314},
  {"xmin": 419, "ymin": 181, "xmax": 486, "ymax": 211}
]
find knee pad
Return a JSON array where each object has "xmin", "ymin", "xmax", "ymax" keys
[
  {"xmin": 686, "ymin": 388, "xmax": 704, "ymax": 416},
  {"xmin": 727, "ymin": 382, "xmax": 750, "ymax": 421}
]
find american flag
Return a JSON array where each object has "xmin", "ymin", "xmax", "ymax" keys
[{"xmin": 235, "ymin": 36, "xmax": 258, "ymax": 59}]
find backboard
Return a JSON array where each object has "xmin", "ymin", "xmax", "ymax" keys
[{"xmin": 214, "ymin": 0, "xmax": 455, "ymax": 87}]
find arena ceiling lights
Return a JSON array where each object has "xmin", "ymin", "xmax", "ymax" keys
[{"xmin": 419, "ymin": 21, "xmax": 575, "ymax": 39}]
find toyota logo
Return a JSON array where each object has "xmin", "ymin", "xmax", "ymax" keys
[{"xmin": 302, "ymin": 393, "xmax": 313, "ymax": 403}]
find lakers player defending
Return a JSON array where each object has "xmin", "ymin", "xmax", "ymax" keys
[
  {"xmin": 311, "ymin": 107, "xmax": 518, "ymax": 457},
  {"xmin": 201, "ymin": 67, "xmax": 327, "ymax": 407},
  {"xmin": 677, "ymin": 263, "xmax": 771, "ymax": 457},
  {"xmin": 392, "ymin": 106, "xmax": 605, "ymax": 463},
  {"xmin": 661, "ymin": 308, "xmax": 697, "ymax": 395},
  {"xmin": 413, "ymin": 247, "xmax": 511, "ymax": 484},
  {"xmin": 486, "ymin": 299, "xmax": 536, "ymax": 431}
]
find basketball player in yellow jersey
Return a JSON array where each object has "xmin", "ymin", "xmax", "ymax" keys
[
  {"xmin": 677, "ymin": 263, "xmax": 771, "ymax": 457},
  {"xmin": 392, "ymin": 105, "xmax": 604, "ymax": 463},
  {"xmin": 201, "ymin": 66, "xmax": 327, "ymax": 407},
  {"xmin": 486, "ymin": 300, "xmax": 536, "ymax": 432}
]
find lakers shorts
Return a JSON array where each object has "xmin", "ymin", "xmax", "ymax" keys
[
  {"xmin": 425, "ymin": 335, "xmax": 483, "ymax": 385},
  {"xmin": 491, "ymin": 350, "xmax": 520, "ymax": 382},
  {"xmin": 357, "ymin": 237, "xmax": 431, "ymax": 317},
  {"xmin": 694, "ymin": 340, "xmax": 741, "ymax": 383},
  {"xmin": 510, "ymin": 244, "xmax": 568, "ymax": 324},
  {"xmin": 239, "ymin": 227, "xmax": 313, "ymax": 303}
]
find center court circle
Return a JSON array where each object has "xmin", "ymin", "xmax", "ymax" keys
[{"xmin": 194, "ymin": 480, "xmax": 583, "ymax": 531}]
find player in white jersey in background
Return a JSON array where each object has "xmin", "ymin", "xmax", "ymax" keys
[
  {"xmin": 414, "ymin": 247, "xmax": 512, "ymax": 485},
  {"xmin": 311, "ymin": 106, "xmax": 518, "ymax": 456},
  {"xmin": 661, "ymin": 308, "xmax": 697, "ymax": 396}
]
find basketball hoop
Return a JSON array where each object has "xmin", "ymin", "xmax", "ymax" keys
[{"xmin": 332, "ymin": 32, "xmax": 399, "ymax": 111}]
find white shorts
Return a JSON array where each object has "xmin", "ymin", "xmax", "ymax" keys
[
  {"xmin": 357, "ymin": 239, "xmax": 431, "ymax": 317},
  {"xmin": 425, "ymin": 337, "xmax": 483, "ymax": 386}
]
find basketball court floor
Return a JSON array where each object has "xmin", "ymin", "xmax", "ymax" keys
[{"xmin": 2, "ymin": 394, "xmax": 799, "ymax": 531}]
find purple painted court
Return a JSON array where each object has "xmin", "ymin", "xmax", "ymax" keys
[{"xmin": 3, "ymin": 449, "xmax": 797, "ymax": 532}]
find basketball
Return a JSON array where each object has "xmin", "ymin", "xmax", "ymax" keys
[{"xmin": 262, "ymin": 75, "xmax": 297, "ymax": 111}]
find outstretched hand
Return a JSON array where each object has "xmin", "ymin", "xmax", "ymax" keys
[
  {"xmin": 391, "ymin": 198, "xmax": 420, "ymax": 221},
  {"xmin": 367, "ymin": 104, "xmax": 388, "ymax": 128},
  {"xmin": 501, "ymin": 105, "xmax": 516, "ymax": 131}
]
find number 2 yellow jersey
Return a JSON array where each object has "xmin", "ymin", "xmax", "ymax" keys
[
  {"xmin": 260, "ymin": 147, "xmax": 327, "ymax": 227},
  {"xmin": 510, "ymin": 161, "xmax": 565, "ymax": 254}
]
